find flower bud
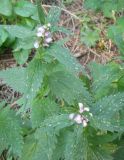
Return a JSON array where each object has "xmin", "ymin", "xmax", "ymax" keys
[
  {"xmin": 34, "ymin": 41, "xmax": 39, "ymax": 49},
  {"xmin": 82, "ymin": 120, "xmax": 88, "ymax": 127},
  {"xmin": 84, "ymin": 107, "xmax": 90, "ymax": 112},
  {"xmin": 69, "ymin": 113, "xmax": 75, "ymax": 120}
]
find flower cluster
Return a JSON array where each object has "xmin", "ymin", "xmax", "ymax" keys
[
  {"xmin": 69, "ymin": 103, "xmax": 93, "ymax": 127},
  {"xmin": 34, "ymin": 23, "xmax": 53, "ymax": 49}
]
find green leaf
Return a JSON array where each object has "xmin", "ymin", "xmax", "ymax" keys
[
  {"xmin": 51, "ymin": 26, "xmax": 72, "ymax": 35},
  {"xmin": 0, "ymin": 103, "xmax": 23, "ymax": 156},
  {"xmin": 0, "ymin": 25, "xmax": 35, "ymax": 39},
  {"xmin": 92, "ymin": 92, "xmax": 124, "ymax": 119},
  {"xmin": 0, "ymin": 0, "xmax": 12, "ymax": 16},
  {"xmin": 34, "ymin": 114, "xmax": 73, "ymax": 160},
  {"xmin": 107, "ymin": 17, "xmax": 124, "ymax": 54},
  {"xmin": 84, "ymin": 0, "xmax": 101, "ymax": 10},
  {"xmin": 91, "ymin": 92, "xmax": 124, "ymax": 132},
  {"xmin": 45, "ymin": 43, "xmax": 86, "ymax": 75},
  {"xmin": 13, "ymin": 49, "xmax": 30, "ymax": 65},
  {"xmin": 48, "ymin": 71, "xmax": 92, "ymax": 104},
  {"xmin": 13, "ymin": 36, "xmax": 36, "ymax": 50},
  {"xmin": 46, "ymin": 6, "xmax": 61, "ymax": 26},
  {"xmin": 0, "ymin": 27, "xmax": 8, "ymax": 46},
  {"xmin": 31, "ymin": 98, "xmax": 60, "ymax": 128},
  {"xmin": 81, "ymin": 28, "xmax": 100, "ymax": 47},
  {"xmin": 113, "ymin": 139, "xmax": 124, "ymax": 160},
  {"xmin": 88, "ymin": 62, "xmax": 121, "ymax": 99},
  {"xmin": 64, "ymin": 125, "xmax": 86, "ymax": 160},
  {"xmin": 14, "ymin": 0, "xmax": 36, "ymax": 18},
  {"xmin": 21, "ymin": 59, "xmax": 45, "ymax": 110},
  {"xmin": 20, "ymin": 134, "xmax": 37, "ymax": 160},
  {"xmin": 36, "ymin": 0, "xmax": 45, "ymax": 24},
  {"xmin": 0, "ymin": 67, "xmax": 26, "ymax": 93}
]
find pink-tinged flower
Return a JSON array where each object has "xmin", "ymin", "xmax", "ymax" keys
[
  {"xmin": 45, "ymin": 32, "xmax": 52, "ymax": 38},
  {"xmin": 34, "ymin": 41, "xmax": 39, "ymax": 49},
  {"xmin": 84, "ymin": 107, "xmax": 90, "ymax": 112},
  {"xmin": 78, "ymin": 103, "xmax": 84, "ymax": 113},
  {"xmin": 82, "ymin": 120, "xmax": 88, "ymax": 127},
  {"xmin": 74, "ymin": 114, "xmax": 82, "ymax": 124},
  {"xmin": 45, "ymin": 37, "xmax": 52, "ymax": 43},
  {"xmin": 69, "ymin": 113, "xmax": 75, "ymax": 120}
]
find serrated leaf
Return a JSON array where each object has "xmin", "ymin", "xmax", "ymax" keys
[
  {"xmin": 0, "ymin": 67, "xmax": 26, "ymax": 93},
  {"xmin": 34, "ymin": 114, "xmax": 73, "ymax": 160},
  {"xmin": 91, "ymin": 92, "xmax": 124, "ymax": 132},
  {"xmin": 0, "ymin": 25, "xmax": 35, "ymax": 39},
  {"xmin": 36, "ymin": 0, "xmax": 45, "ymax": 24},
  {"xmin": 14, "ymin": 0, "xmax": 36, "ymax": 18},
  {"xmin": 107, "ymin": 17, "xmax": 124, "ymax": 54},
  {"xmin": 45, "ymin": 43, "xmax": 86, "ymax": 75},
  {"xmin": 46, "ymin": 6, "xmax": 61, "ymax": 26},
  {"xmin": 0, "ymin": 103, "xmax": 23, "ymax": 156},
  {"xmin": 13, "ymin": 49, "xmax": 30, "ymax": 65},
  {"xmin": 48, "ymin": 71, "xmax": 92, "ymax": 104},
  {"xmin": 81, "ymin": 28, "xmax": 100, "ymax": 47},
  {"xmin": 88, "ymin": 62, "xmax": 121, "ymax": 99},
  {"xmin": 31, "ymin": 98, "xmax": 60, "ymax": 128},
  {"xmin": 21, "ymin": 59, "xmax": 45, "ymax": 110}
]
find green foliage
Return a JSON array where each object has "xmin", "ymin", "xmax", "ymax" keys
[
  {"xmin": 108, "ymin": 17, "xmax": 124, "ymax": 55},
  {"xmin": 36, "ymin": 0, "xmax": 45, "ymax": 24},
  {"xmin": 88, "ymin": 62, "xmax": 122, "ymax": 99},
  {"xmin": 0, "ymin": 0, "xmax": 12, "ymax": 16},
  {"xmin": 0, "ymin": 67, "xmax": 26, "ymax": 93},
  {"xmin": 48, "ymin": 70, "xmax": 92, "ymax": 104},
  {"xmin": 81, "ymin": 28, "xmax": 100, "ymax": 47},
  {"xmin": 84, "ymin": 0, "xmax": 124, "ymax": 18},
  {"xmin": 45, "ymin": 43, "xmax": 86, "ymax": 74},
  {"xmin": 0, "ymin": 103, "xmax": 23, "ymax": 156},
  {"xmin": 1, "ymin": 0, "xmax": 124, "ymax": 159}
]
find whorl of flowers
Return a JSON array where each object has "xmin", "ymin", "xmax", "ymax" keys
[
  {"xmin": 34, "ymin": 23, "xmax": 53, "ymax": 49},
  {"xmin": 69, "ymin": 103, "xmax": 93, "ymax": 127}
]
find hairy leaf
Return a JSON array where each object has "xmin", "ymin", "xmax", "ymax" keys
[
  {"xmin": 48, "ymin": 71, "xmax": 92, "ymax": 104},
  {"xmin": 0, "ymin": 103, "xmax": 23, "ymax": 156},
  {"xmin": 0, "ymin": 67, "xmax": 26, "ymax": 93}
]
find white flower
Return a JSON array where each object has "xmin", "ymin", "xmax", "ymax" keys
[
  {"xmin": 34, "ymin": 41, "xmax": 39, "ymax": 49},
  {"xmin": 82, "ymin": 120, "xmax": 88, "ymax": 127},
  {"xmin": 78, "ymin": 103, "xmax": 84, "ymax": 113},
  {"xmin": 37, "ymin": 26, "xmax": 45, "ymax": 33},
  {"xmin": 69, "ymin": 113, "xmax": 75, "ymax": 120},
  {"xmin": 47, "ymin": 23, "xmax": 51, "ymax": 27},
  {"xmin": 89, "ymin": 113, "xmax": 93, "ymax": 117},
  {"xmin": 37, "ymin": 32, "xmax": 44, "ymax": 37},
  {"xmin": 37, "ymin": 26, "xmax": 45, "ymax": 37},
  {"xmin": 43, "ymin": 43, "xmax": 49, "ymax": 47},
  {"xmin": 84, "ymin": 107, "xmax": 90, "ymax": 112},
  {"xmin": 74, "ymin": 114, "xmax": 82, "ymax": 124},
  {"xmin": 45, "ymin": 37, "xmax": 52, "ymax": 43}
]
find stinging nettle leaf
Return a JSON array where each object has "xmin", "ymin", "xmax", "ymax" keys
[{"xmin": 0, "ymin": 103, "xmax": 23, "ymax": 156}]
